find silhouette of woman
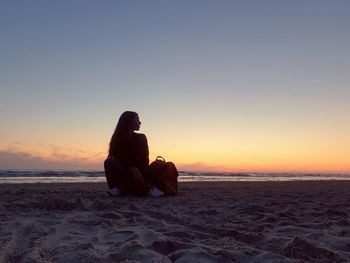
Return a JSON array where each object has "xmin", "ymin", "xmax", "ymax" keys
[{"xmin": 104, "ymin": 111, "xmax": 164, "ymax": 197}]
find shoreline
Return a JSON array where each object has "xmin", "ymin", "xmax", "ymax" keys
[
  {"xmin": 1, "ymin": 177, "xmax": 350, "ymax": 186},
  {"xmin": 1, "ymin": 181, "xmax": 350, "ymax": 262},
  {"xmin": 1, "ymin": 179, "xmax": 350, "ymax": 188}
]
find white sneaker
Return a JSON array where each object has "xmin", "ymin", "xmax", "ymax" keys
[
  {"xmin": 148, "ymin": 187, "xmax": 165, "ymax": 197},
  {"xmin": 107, "ymin": 187, "xmax": 121, "ymax": 196}
]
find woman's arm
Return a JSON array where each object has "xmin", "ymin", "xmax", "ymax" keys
[{"xmin": 138, "ymin": 133, "xmax": 149, "ymax": 173}]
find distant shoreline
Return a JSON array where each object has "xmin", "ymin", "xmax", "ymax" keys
[
  {"xmin": 2, "ymin": 180, "xmax": 350, "ymax": 190},
  {"xmin": 0, "ymin": 170, "xmax": 349, "ymax": 184}
]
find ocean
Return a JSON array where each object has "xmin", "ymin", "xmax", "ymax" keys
[{"xmin": 0, "ymin": 170, "xmax": 349, "ymax": 184}]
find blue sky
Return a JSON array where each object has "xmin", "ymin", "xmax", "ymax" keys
[{"xmin": 1, "ymin": 1, "xmax": 350, "ymax": 172}]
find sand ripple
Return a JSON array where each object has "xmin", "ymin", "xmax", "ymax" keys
[{"xmin": 1, "ymin": 181, "xmax": 350, "ymax": 262}]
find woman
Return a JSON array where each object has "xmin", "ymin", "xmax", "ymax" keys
[{"xmin": 104, "ymin": 111, "xmax": 164, "ymax": 197}]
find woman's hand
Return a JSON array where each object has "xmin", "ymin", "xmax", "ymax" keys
[
  {"xmin": 129, "ymin": 167, "xmax": 143, "ymax": 180},
  {"xmin": 129, "ymin": 167, "xmax": 149, "ymax": 188}
]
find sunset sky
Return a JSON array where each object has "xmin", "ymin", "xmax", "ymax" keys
[{"xmin": 1, "ymin": 1, "xmax": 349, "ymax": 173}]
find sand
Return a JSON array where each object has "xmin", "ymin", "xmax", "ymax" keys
[{"xmin": 1, "ymin": 181, "xmax": 350, "ymax": 263}]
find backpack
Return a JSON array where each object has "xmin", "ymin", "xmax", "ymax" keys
[{"xmin": 145, "ymin": 156, "xmax": 179, "ymax": 195}]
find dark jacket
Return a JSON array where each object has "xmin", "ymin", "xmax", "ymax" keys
[{"xmin": 114, "ymin": 133, "xmax": 149, "ymax": 175}]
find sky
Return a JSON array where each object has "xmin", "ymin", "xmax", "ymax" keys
[{"xmin": 1, "ymin": 1, "xmax": 350, "ymax": 173}]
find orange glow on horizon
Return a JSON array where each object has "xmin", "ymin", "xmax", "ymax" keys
[
  {"xmin": 1, "ymin": 129, "xmax": 349, "ymax": 173},
  {"xmin": 1, "ymin": 146, "xmax": 349, "ymax": 173}
]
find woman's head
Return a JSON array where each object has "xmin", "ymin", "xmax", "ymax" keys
[
  {"xmin": 117, "ymin": 111, "xmax": 141, "ymax": 133},
  {"xmin": 108, "ymin": 111, "xmax": 141, "ymax": 157}
]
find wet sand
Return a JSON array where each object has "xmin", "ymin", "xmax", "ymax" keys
[{"xmin": 1, "ymin": 181, "xmax": 350, "ymax": 262}]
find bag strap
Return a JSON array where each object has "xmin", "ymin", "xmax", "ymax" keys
[{"xmin": 156, "ymin": 156, "xmax": 166, "ymax": 162}]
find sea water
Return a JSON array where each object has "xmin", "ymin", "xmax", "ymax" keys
[{"xmin": 0, "ymin": 170, "xmax": 349, "ymax": 184}]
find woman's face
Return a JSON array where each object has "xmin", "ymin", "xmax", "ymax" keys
[{"xmin": 130, "ymin": 115, "xmax": 141, "ymax": 131}]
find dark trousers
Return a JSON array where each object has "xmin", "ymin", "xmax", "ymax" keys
[
  {"xmin": 104, "ymin": 158, "xmax": 151, "ymax": 195},
  {"xmin": 104, "ymin": 158, "xmax": 126, "ymax": 189}
]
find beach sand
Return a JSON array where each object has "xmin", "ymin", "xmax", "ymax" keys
[{"xmin": 1, "ymin": 181, "xmax": 350, "ymax": 262}]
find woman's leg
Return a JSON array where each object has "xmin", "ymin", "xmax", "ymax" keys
[{"xmin": 104, "ymin": 158, "xmax": 126, "ymax": 189}]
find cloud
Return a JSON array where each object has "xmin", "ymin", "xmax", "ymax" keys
[{"xmin": 0, "ymin": 149, "xmax": 104, "ymax": 170}]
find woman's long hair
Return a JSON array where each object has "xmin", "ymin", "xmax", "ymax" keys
[{"xmin": 108, "ymin": 111, "xmax": 138, "ymax": 158}]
